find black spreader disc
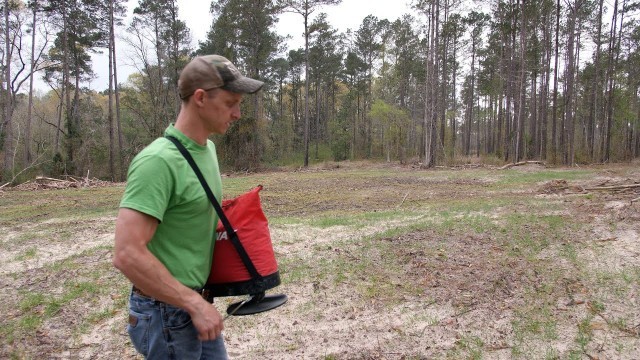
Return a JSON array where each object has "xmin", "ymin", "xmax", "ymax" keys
[{"xmin": 226, "ymin": 294, "xmax": 288, "ymax": 316}]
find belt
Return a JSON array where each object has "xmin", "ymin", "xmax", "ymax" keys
[{"xmin": 132, "ymin": 286, "xmax": 213, "ymax": 303}]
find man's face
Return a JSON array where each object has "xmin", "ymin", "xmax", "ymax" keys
[{"xmin": 202, "ymin": 89, "xmax": 243, "ymax": 135}]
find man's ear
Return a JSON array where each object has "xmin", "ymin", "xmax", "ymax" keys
[{"xmin": 193, "ymin": 89, "xmax": 206, "ymax": 107}]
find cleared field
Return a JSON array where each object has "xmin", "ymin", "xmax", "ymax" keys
[{"xmin": 1, "ymin": 162, "xmax": 639, "ymax": 359}]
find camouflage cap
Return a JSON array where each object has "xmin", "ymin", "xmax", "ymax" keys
[{"xmin": 178, "ymin": 55, "xmax": 264, "ymax": 99}]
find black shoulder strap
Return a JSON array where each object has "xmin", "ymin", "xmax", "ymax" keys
[{"xmin": 165, "ymin": 135, "xmax": 261, "ymax": 280}]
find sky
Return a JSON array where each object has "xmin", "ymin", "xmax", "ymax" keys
[{"xmin": 86, "ymin": 0, "xmax": 414, "ymax": 90}]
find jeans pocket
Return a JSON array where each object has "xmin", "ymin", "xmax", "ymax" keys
[
  {"xmin": 127, "ymin": 309, "xmax": 151, "ymax": 356},
  {"xmin": 162, "ymin": 304, "xmax": 201, "ymax": 358},
  {"xmin": 163, "ymin": 304, "xmax": 193, "ymax": 330}
]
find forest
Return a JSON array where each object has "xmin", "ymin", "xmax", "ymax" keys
[{"xmin": 1, "ymin": 0, "xmax": 640, "ymax": 184}]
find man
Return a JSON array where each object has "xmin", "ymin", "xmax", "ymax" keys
[{"xmin": 113, "ymin": 55, "xmax": 264, "ymax": 359}]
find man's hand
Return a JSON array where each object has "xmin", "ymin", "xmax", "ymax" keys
[{"xmin": 188, "ymin": 295, "xmax": 225, "ymax": 341}]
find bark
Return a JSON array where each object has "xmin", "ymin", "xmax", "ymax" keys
[
  {"xmin": 25, "ymin": 2, "xmax": 37, "ymax": 166},
  {"xmin": 587, "ymin": 0, "xmax": 604, "ymax": 161},
  {"xmin": 113, "ymin": 16, "xmax": 124, "ymax": 181},
  {"xmin": 602, "ymin": 0, "xmax": 619, "ymax": 162},
  {"xmin": 3, "ymin": 0, "xmax": 14, "ymax": 176},
  {"xmin": 551, "ymin": 0, "xmax": 560, "ymax": 163},
  {"xmin": 540, "ymin": 7, "xmax": 551, "ymax": 160},
  {"xmin": 108, "ymin": 0, "xmax": 115, "ymax": 181},
  {"xmin": 515, "ymin": 0, "xmax": 526, "ymax": 163},
  {"xmin": 424, "ymin": 1, "xmax": 438, "ymax": 168},
  {"xmin": 304, "ymin": 13, "xmax": 310, "ymax": 166},
  {"xmin": 565, "ymin": 1, "xmax": 579, "ymax": 166},
  {"xmin": 62, "ymin": 0, "xmax": 71, "ymax": 163}
]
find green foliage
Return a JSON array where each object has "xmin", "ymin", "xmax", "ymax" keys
[
  {"xmin": 219, "ymin": 116, "xmax": 266, "ymax": 171},
  {"xmin": 3, "ymin": 0, "xmax": 640, "ymax": 184},
  {"xmin": 329, "ymin": 117, "xmax": 350, "ymax": 161},
  {"xmin": 369, "ymin": 99, "xmax": 410, "ymax": 162},
  {"xmin": 199, "ymin": 0, "xmax": 283, "ymax": 171}
]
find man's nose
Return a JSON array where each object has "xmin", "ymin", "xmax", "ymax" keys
[{"xmin": 231, "ymin": 106, "xmax": 241, "ymax": 120}]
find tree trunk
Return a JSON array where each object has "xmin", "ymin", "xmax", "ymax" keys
[
  {"xmin": 112, "ymin": 12, "xmax": 124, "ymax": 181},
  {"xmin": 515, "ymin": 0, "xmax": 526, "ymax": 163},
  {"xmin": 3, "ymin": 0, "xmax": 14, "ymax": 177},
  {"xmin": 108, "ymin": 0, "xmax": 115, "ymax": 181},
  {"xmin": 63, "ymin": 0, "xmax": 72, "ymax": 168},
  {"xmin": 424, "ymin": 1, "xmax": 438, "ymax": 168},
  {"xmin": 602, "ymin": 0, "xmax": 619, "ymax": 162},
  {"xmin": 551, "ymin": 0, "xmax": 560, "ymax": 164},
  {"xmin": 530, "ymin": 71, "xmax": 538, "ymax": 159},
  {"xmin": 540, "ymin": 6, "xmax": 551, "ymax": 160},
  {"xmin": 450, "ymin": 30, "xmax": 458, "ymax": 157},
  {"xmin": 565, "ymin": 1, "xmax": 578, "ymax": 166},
  {"xmin": 25, "ymin": 2, "xmax": 38, "ymax": 166},
  {"xmin": 303, "ymin": 12, "xmax": 310, "ymax": 167},
  {"xmin": 587, "ymin": 0, "xmax": 604, "ymax": 161},
  {"xmin": 466, "ymin": 38, "xmax": 476, "ymax": 157}
]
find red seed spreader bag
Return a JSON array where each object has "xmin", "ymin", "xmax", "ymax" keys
[
  {"xmin": 166, "ymin": 135, "xmax": 282, "ymax": 300},
  {"xmin": 207, "ymin": 185, "xmax": 279, "ymax": 288}
]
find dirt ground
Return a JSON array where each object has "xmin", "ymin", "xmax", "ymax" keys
[{"xmin": 1, "ymin": 161, "xmax": 639, "ymax": 359}]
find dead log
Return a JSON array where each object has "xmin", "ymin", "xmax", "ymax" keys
[{"xmin": 498, "ymin": 161, "xmax": 546, "ymax": 170}]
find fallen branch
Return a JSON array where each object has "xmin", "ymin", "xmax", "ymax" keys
[
  {"xmin": 486, "ymin": 344, "xmax": 511, "ymax": 351},
  {"xmin": 453, "ymin": 304, "xmax": 477, "ymax": 317},
  {"xmin": 35, "ymin": 176, "xmax": 67, "ymax": 183},
  {"xmin": 595, "ymin": 237, "xmax": 618, "ymax": 243},
  {"xmin": 398, "ymin": 192, "xmax": 409, "ymax": 208},
  {"xmin": 585, "ymin": 352, "xmax": 598, "ymax": 360},
  {"xmin": 596, "ymin": 311, "xmax": 639, "ymax": 337},
  {"xmin": 632, "ymin": 197, "xmax": 640, "ymax": 204},
  {"xmin": 7, "ymin": 175, "xmax": 114, "ymax": 191},
  {"xmin": 584, "ymin": 184, "xmax": 640, "ymax": 191},
  {"xmin": 498, "ymin": 161, "xmax": 546, "ymax": 170}
]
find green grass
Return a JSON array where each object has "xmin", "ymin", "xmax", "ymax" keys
[
  {"xmin": 0, "ymin": 187, "xmax": 123, "ymax": 227},
  {"xmin": 14, "ymin": 247, "xmax": 38, "ymax": 261},
  {"xmin": 1, "ymin": 244, "xmax": 124, "ymax": 348},
  {"xmin": 308, "ymin": 216, "xmax": 355, "ymax": 228},
  {"xmin": 493, "ymin": 169, "xmax": 593, "ymax": 187},
  {"xmin": 8, "ymin": 232, "xmax": 41, "ymax": 246},
  {"xmin": 511, "ymin": 307, "xmax": 560, "ymax": 357},
  {"xmin": 19, "ymin": 293, "xmax": 46, "ymax": 312},
  {"xmin": 452, "ymin": 335, "xmax": 485, "ymax": 359}
]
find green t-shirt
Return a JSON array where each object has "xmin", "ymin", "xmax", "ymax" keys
[{"xmin": 120, "ymin": 125, "xmax": 222, "ymax": 288}]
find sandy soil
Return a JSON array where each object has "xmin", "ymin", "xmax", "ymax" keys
[{"xmin": 1, "ymin": 162, "xmax": 639, "ymax": 359}]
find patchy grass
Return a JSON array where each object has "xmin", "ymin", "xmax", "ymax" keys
[{"xmin": 1, "ymin": 162, "xmax": 639, "ymax": 359}]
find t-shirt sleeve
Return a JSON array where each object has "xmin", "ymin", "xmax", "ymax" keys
[{"xmin": 119, "ymin": 153, "xmax": 173, "ymax": 222}]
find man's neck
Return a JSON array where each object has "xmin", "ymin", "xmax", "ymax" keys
[{"xmin": 174, "ymin": 111, "xmax": 207, "ymax": 146}]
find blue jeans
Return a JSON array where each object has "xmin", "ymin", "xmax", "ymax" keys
[{"xmin": 127, "ymin": 291, "xmax": 228, "ymax": 360}]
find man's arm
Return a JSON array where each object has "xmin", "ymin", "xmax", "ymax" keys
[{"xmin": 113, "ymin": 208, "xmax": 224, "ymax": 341}]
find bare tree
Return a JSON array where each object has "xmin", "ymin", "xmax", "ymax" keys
[{"xmin": 24, "ymin": 0, "xmax": 50, "ymax": 167}]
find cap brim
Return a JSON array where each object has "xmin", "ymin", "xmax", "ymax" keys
[{"xmin": 222, "ymin": 76, "xmax": 264, "ymax": 94}]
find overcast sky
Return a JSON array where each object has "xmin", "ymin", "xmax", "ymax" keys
[
  {"xmin": 178, "ymin": 0, "xmax": 414, "ymax": 49},
  {"xmin": 85, "ymin": 0, "xmax": 413, "ymax": 90}
]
